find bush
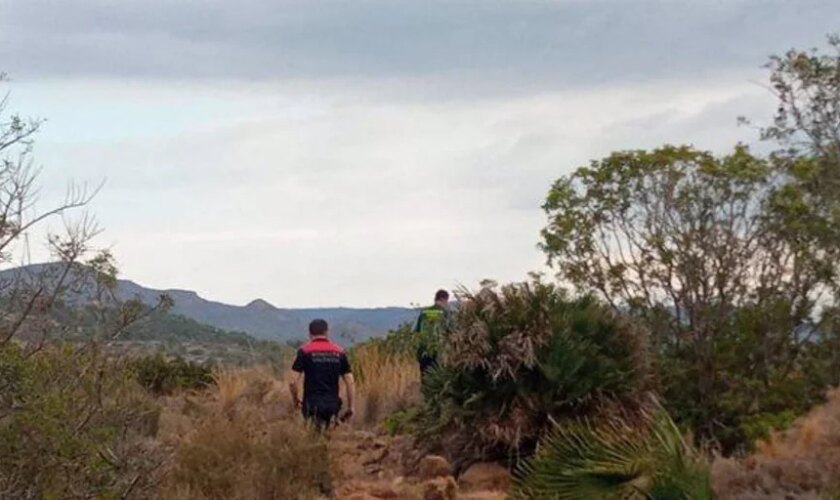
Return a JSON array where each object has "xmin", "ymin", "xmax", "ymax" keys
[
  {"xmin": 130, "ymin": 352, "xmax": 214, "ymax": 395},
  {"xmin": 415, "ymin": 280, "xmax": 649, "ymax": 465},
  {"xmin": 515, "ymin": 402, "xmax": 710, "ymax": 499},
  {"xmin": 0, "ymin": 343, "xmax": 162, "ymax": 499},
  {"xmin": 712, "ymin": 387, "xmax": 840, "ymax": 498}
]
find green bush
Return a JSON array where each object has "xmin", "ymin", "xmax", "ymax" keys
[
  {"xmin": 415, "ymin": 280, "xmax": 649, "ymax": 465},
  {"xmin": 0, "ymin": 343, "xmax": 162, "ymax": 499},
  {"xmin": 382, "ymin": 407, "xmax": 420, "ymax": 436},
  {"xmin": 130, "ymin": 352, "xmax": 214, "ymax": 395},
  {"xmin": 658, "ymin": 299, "xmax": 838, "ymax": 453},
  {"xmin": 515, "ymin": 403, "xmax": 710, "ymax": 499},
  {"xmin": 350, "ymin": 322, "xmax": 417, "ymax": 359}
]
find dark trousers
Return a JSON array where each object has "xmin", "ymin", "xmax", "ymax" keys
[
  {"xmin": 419, "ymin": 354, "xmax": 437, "ymax": 375},
  {"xmin": 302, "ymin": 400, "xmax": 341, "ymax": 431}
]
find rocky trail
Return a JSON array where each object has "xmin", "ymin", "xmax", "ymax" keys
[{"xmin": 328, "ymin": 428, "xmax": 510, "ymax": 500}]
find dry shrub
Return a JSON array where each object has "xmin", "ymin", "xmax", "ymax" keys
[
  {"xmin": 161, "ymin": 366, "xmax": 330, "ymax": 500},
  {"xmin": 351, "ymin": 342, "xmax": 420, "ymax": 426},
  {"xmin": 713, "ymin": 387, "xmax": 840, "ymax": 499}
]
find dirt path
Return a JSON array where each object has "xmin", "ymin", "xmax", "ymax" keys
[{"xmin": 327, "ymin": 427, "xmax": 509, "ymax": 500}]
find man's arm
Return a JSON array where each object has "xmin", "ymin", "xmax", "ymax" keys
[
  {"xmin": 341, "ymin": 373, "xmax": 356, "ymax": 420},
  {"xmin": 289, "ymin": 371, "xmax": 303, "ymax": 409}
]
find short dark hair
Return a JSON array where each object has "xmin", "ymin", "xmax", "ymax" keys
[
  {"xmin": 434, "ymin": 289, "xmax": 450, "ymax": 302},
  {"xmin": 309, "ymin": 319, "xmax": 329, "ymax": 336}
]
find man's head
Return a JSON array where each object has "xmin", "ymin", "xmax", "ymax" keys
[
  {"xmin": 434, "ymin": 289, "xmax": 450, "ymax": 308},
  {"xmin": 309, "ymin": 319, "xmax": 329, "ymax": 337}
]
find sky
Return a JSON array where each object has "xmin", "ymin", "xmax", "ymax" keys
[{"xmin": 1, "ymin": 0, "xmax": 838, "ymax": 307}]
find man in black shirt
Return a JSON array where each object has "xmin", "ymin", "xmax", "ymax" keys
[{"xmin": 289, "ymin": 319, "xmax": 355, "ymax": 429}]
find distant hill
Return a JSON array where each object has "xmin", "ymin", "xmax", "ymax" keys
[{"xmin": 1, "ymin": 263, "xmax": 418, "ymax": 343}]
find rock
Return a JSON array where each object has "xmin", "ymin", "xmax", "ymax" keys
[
  {"xmin": 422, "ymin": 476, "xmax": 458, "ymax": 500},
  {"xmin": 338, "ymin": 480, "xmax": 400, "ymax": 499},
  {"xmin": 459, "ymin": 492, "xmax": 509, "ymax": 500},
  {"xmin": 344, "ymin": 494, "xmax": 379, "ymax": 500},
  {"xmin": 369, "ymin": 482, "xmax": 400, "ymax": 498},
  {"xmin": 418, "ymin": 455, "xmax": 452, "ymax": 480},
  {"xmin": 458, "ymin": 462, "xmax": 511, "ymax": 493}
]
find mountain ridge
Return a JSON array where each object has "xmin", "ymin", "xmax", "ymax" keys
[{"xmin": 1, "ymin": 263, "xmax": 418, "ymax": 343}]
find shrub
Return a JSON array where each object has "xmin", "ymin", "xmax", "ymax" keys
[
  {"xmin": 415, "ymin": 280, "xmax": 649, "ymax": 465},
  {"xmin": 130, "ymin": 352, "xmax": 214, "ymax": 395},
  {"xmin": 515, "ymin": 402, "xmax": 710, "ymax": 499},
  {"xmin": 712, "ymin": 387, "xmax": 840, "ymax": 498},
  {"xmin": 0, "ymin": 343, "xmax": 162, "ymax": 499},
  {"xmin": 382, "ymin": 407, "xmax": 420, "ymax": 436}
]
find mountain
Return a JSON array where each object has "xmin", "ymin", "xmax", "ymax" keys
[{"xmin": 1, "ymin": 263, "xmax": 418, "ymax": 343}]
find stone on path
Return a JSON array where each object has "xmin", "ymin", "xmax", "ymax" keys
[
  {"xmin": 422, "ymin": 476, "xmax": 458, "ymax": 500},
  {"xmin": 458, "ymin": 462, "xmax": 511, "ymax": 493},
  {"xmin": 418, "ymin": 455, "xmax": 452, "ymax": 480}
]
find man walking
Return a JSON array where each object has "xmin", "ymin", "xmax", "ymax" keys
[
  {"xmin": 289, "ymin": 319, "xmax": 355, "ymax": 430},
  {"xmin": 414, "ymin": 289, "xmax": 451, "ymax": 374}
]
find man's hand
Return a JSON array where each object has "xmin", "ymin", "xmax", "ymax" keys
[
  {"xmin": 340, "ymin": 408, "xmax": 354, "ymax": 422},
  {"xmin": 289, "ymin": 371, "xmax": 303, "ymax": 411}
]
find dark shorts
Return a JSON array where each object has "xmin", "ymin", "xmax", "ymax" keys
[{"xmin": 302, "ymin": 400, "xmax": 341, "ymax": 430}]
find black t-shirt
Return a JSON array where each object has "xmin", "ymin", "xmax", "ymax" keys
[{"xmin": 291, "ymin": 337, "xmax": 351, "ymax": 410}]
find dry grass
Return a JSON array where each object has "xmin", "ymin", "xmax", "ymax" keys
[
  {"xmin": 350, "ymin": 343, "xmax": 421, "ymax": 427},
  {"xmin": 159, "ymin": 366, "xmax": 329, "ymax": 500},
  {"xmin": 157, "ymin": 355, "xmax": 420, "ymax": 500},
  {"xmin": 712, "ymin": 388, "xmax": 840, "ymax": 499}
]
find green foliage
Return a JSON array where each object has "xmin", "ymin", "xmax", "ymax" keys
[
  {"xmin": 540, "ymin": 144, "xmax": 837, "ymax": 453},
  {"xmin": 415, "ymin": 281, "xmax": 648, "ymax": 464},
  {"xmin": 129, "ymin": 352, "xmax": 214, "ymax": 395},
  {"xmin": 351, "ymin": 322, "xmax": 416, "ymax": 358},
  {"xmin": 739, "ymin": 410, "xmax": 797, "ymax": 444},
  {"xmin": 382, "ymin": 407, "xmax": 420, "ymax": 436},
  {"xmin": 0, "ymin": 343, "xmax": 162, "ymax": 498},
  {"xmin": 514, "ymin": 405, "xmax": 710, "ymax": 500}
]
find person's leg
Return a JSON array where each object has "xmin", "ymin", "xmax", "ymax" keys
[
  {"xmin": 419, "ymin": 354, "xmax": 437, "ymax": 377},
  {"xmin": 310, "ymin": 407, "xmax": 338, "ymax": 497}
]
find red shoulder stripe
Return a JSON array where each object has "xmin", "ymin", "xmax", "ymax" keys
[{"xmin": 300, "ymin": 338, "xmax": 345, "ymax": 354}]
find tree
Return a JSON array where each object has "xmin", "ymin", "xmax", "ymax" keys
[
  {"xmin": 0, "ymin": 73, "xmax": 104, "ymax": 347},
  {"xmin": 540, "ymin": 145, "xmax": 834, "ymax": 451},
  {"xmin": 0, "ymin": 75, "xmax": 169, "ymax": 498},
  {"xmin": 754, "ymin": 34, "xmax": 840, "ymax": 288}
]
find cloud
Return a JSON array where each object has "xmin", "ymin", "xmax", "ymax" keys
[
  {"xmin": 3, "ymin": 0, "xmax": 834, "ymax": 306},
  {"xmin": 15, "ymin": 74, "xmax": 773, "ymax": 306},
  {"xmin": 3, "ymin": 0, "xmax": 839, "ymax": 94}
]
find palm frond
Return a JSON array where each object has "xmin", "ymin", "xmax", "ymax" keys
[{"xmin": 514, "ymin": 405, "xmax": 710, "ymax": 500}]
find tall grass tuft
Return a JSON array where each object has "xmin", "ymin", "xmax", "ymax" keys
[{"xmin": 350, "ymin": 340, "xmax": 420, "ymax": 427}]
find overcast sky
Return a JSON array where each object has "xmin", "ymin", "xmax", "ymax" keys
[{"xmin": 1, "ymin": 0, "xmax": 838, "ymax": 307}]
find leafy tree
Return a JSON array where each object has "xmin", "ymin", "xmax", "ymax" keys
[
  {"xmin": 540, "ymin": 145, "xmax": 835, "ymax": 451},
  {"xmin": 754, "ymin": 34, "xmax": 840, "ymax": 289}
]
